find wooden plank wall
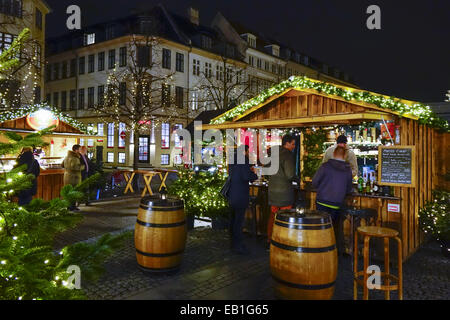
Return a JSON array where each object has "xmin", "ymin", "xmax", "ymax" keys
[
  {"xmin": 243, "ymin": 94, "xmax": 366, "ymax": 121},
  {"xmin": 398, "ymin": 118, "xmax": 437, "ymax": 259},
  {"xmin": 34, "ymin": 172, "xmax": 65, "ymax": 201},
  {"xmin": 433, "ymin": 131, "xmax": 450, "ymax": 190}
]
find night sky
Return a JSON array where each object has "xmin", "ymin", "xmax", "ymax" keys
[{"xmin": 44, "ymin": 0, "xmax": 450, "ymax": 102}]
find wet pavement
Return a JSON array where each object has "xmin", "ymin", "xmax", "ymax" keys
[{"xmin": 55, "ymin": 198, "xmax": 450, "ymax": 300}]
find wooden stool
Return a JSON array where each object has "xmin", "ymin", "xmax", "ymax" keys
[{"xmin": 353, "ymin": 226, "xmax": 403, "ymax": 300}]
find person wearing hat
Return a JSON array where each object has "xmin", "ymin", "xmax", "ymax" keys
[{"xmin": 322, "ymin": 135, "xmax": 358, "ymax": 177}]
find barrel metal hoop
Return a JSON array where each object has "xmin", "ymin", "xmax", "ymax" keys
[
  {"xmin": 271, "ymin": 240, "xmax": 336, "ymax": 253},
  {"xmin": 276, "ymin": 216, "xmax": 330, "ymax": 224},
  {"xmin": 274, "ymin": 221, "xmax": 332, "ymax": 230},
  {"xmin": 139, "ymin": 205, "xmax": 184, "ymax": 211},
  {"xmin": 136, "ymin": 219, "xmax": 186, "ymax": 228},
  {"xmin": 136, "ymin": 248, "xmax": 184, "ymax": 257},
  {"xmin": 272, "ymin": 275, "xmax": 336, "ymax": 290}
]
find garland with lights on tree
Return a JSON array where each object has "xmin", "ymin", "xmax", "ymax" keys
[
  {"xmin": 168, "ymin": 168, "xmax": 229, "ymax": 218},
  {"xmin": 0, "ymin": 34, "xmax": 129, "ymax": 300},
  {"xmin": 211, "ymin": 76, "xmax": 449, "ymax": 132}
]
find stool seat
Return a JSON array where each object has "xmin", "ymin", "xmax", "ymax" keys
[{"xmin": 357, "ymin": 226, "xmax": 399, "ymax": 238}]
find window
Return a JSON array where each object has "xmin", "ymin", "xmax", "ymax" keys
[
  {"xmin": 70, "ymin": 58, "xmax": 76, "ymax": 77},
  {"xmin": 88, "ymin": 87, "xmax": 95, "ymax": 108},
  {"xmin": 119, "ymin": 47, "xmax": 127, "ymax": 67},
  {"xmin": 175, "ymin": 86, "xmax": 184, "ymax": 108},
  {"xmin": 118, "ymin": 153, "xmax": 126, "ymax": 164},
  {"xmin": 78, "ymin": 89, "xmax": 85, "ymax": 109},
  {"xmin": 138, "ymin": 136, "xmax": 149, "ymax": 162},
  {"xmin": 79, "ymin": 56, "xmax": 85, "ymax": 74},
  {"xmin": 61, "ymin": 90, "xmax": 67, "ymax": 110},
  {"xmin": 0, "ymin": 32, "xmax": 15, "ymax": 55},
  {"xmin": 79, "ymin": 138, "xmax": 85, "ymax": 146},
  {"xmin": 173, "ymin": 124, "xmax": 183, "ymax": 148},
  {"xmin": 53, "ymin": 92, "xmax": 59, "ymax": 108},
  {"xmin": 97, "ymin": 123, "xmax": 104, "ymax": 136},
  {"xmin": 204, "ymin": 62, "xmax": 212, "ymax": 78},
  {"xmin": 0, "ymin": 0, "xmax": 22, "ymax": 18},
  {"xmin": 150, "ymin": 122, "xmax": 155, "ymax": 144},
  {"xmin": 161, "ymin": 154, "xmax": 169, "ymax": 165},
  {"xmin": 271, "ymin": 63, "xmax": 276, "ymax": 74},
  {"xmin": 88, "ymin": 54, "xmax": 95, "ymax": 73},
  {"xmin": 174, "ymin": 154, "xmax": 182, "ymax": 165},
  {"xmin": 257, "ymin": 58, "xmax": 262, "ymax": 69},
  {"xmin": 175, "ymin": 52, "xmax": 184, "ymax": 72},
  {"xmin": 161, "ymin": 84, "xmax": 170, "ymax": 107},
  {"xmin": 248, "ymin": 55, "xmax": 254, "ymax": 67},
  {"xmin": 192, "ymin": 59, "xmax": 200, "ymax": 76},
  {"xmin": 248, "ymin": 36, "xmax": 256, "ymax": 48},
  {"xmin": 45, "ymin": 64, "xmax": 51, "ymax": 82},
  {"xmin": 35, "ymin": 43, "xmax": 42, "ymax": 70},
  {"xmin": 97, "ymin": 85, "xmax": 104, "ymax": 106},
  {"xmin": 118, "ymin": 122, "xmax": 126, "ymax": 148},
  {"xmin": 216, "ymin": 65, "xmax": 223, "ymax": 81},
  {"xmin": 161, "ymin": 123, "xmax": 170, "ymax": 149},
  {"xmin": 191, "ymin": 90, "xmax": 199, "ymax": 110},
  {"xmin": 88, "ymin": 139, "xmax": 94, "ymax": 147},
  {"xmin": 119, "ymin": 82, "xmax": 126, "ymax": 105},
  {"xmin": 105, "ymin": 25, "xmax": 115, "ymax": 40},
  {"xmin": 108, "ymin": 49, "xmax": 115, "ymax": 69},
  {"xmin": 137, "ymin": 45, "xmax": 151, "ymax": 67},
  {"xmin": 84, "ymin": 33, "xmax": 95, "ymax": 46},
  {"xmin": 53, "ymin": 63, "xmax": 59, "ymax": 80},
  {"xmin": 107, "ymin": 123, "xmax": 114, "ymax": 147},
  {"xmin": 35, "ymin": 8, "xmax": 42, "ymax": 29},
  {"xmin": 201, "ymin": 35, "xmax": 212, "ymax": 49},
  {"xmin": 265, "ymin": 61, "xmax": 270, "ymax": 71},
  {"xmin": 107, "ymin": 152, "xmax": 114, "ymax": 163},
  {"xmin": 303, "ymin": 56, "xmax": 309, "ymax": 65},
  {"xmin": 98, "ymin": 52, "xmax": 105, "ymax": 71},
  {"xmin": 70, "ymin": 90, "xmax": 76, "ymax": 110},
  {"xmin": 162, "ymin": 48, "xmax": 171, "ymax": 69},
  {"xmin": 34, "ymin": 86, "xmax": 41, "ymax": 104},
  {"xmin": 62, "ymin": 61, "xmax": 68, "ymax": 78}
]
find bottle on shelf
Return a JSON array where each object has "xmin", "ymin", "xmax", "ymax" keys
[{"xmin": 358, "ymin": 175, "xmax": 364, "ymax": 193}]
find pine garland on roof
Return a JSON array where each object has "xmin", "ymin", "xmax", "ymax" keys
[{"xmin": 211, "ymin": 76, "xmax": 449, "ymax": 132}]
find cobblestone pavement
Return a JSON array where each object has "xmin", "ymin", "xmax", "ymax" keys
[{"xmin": 55, "ymin": 199, "xmax": 450, "ymax": 300}]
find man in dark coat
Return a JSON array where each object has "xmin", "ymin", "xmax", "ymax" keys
[
  {"xmin": 79, "ymin": 146, "xmax": 91, "ymax": 205},
  {"xmin": 267, "ymin": 135, "xmax": 297, "ymax": 246},
  {"xmin": 228, "ymin": 145, "xmax": 258, "ymax": 254},
  {"xmin": 312, "ymin": 146, "xmax": 353, "ymax": 253},
  {"xmin": 16, "ymin": 148, "xmax": 40, "ymax": 206}
]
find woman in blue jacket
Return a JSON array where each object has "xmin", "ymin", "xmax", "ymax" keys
[{"xmin": 228, "ymin": 145, "xmax": 258, "ymax": 254}]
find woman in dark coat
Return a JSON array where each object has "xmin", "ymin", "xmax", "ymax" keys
[
  {"xmin": 228, "ymin": 145, "xmax": 258, "ymax": 254},
  {"xmin": 16, "ymin": 149, "xmax": 40, "ymax": 206}
]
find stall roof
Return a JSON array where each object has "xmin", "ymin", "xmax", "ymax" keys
[{"xmin": 201, "ymin": 76, "xmax": 448, "ymax": 131}]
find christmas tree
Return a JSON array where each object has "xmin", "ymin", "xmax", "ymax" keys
[{"xmin": 0, "ymin": 29, "xmax": 129, "ymax": 300}]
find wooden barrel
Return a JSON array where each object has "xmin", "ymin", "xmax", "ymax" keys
[
  {"xmin": 270, "ymin": 209, "xmax": 338, "ymax": 300},
  {"xmin": 134, "ymin": 196, "xmax": 186, "ymax": 272}
]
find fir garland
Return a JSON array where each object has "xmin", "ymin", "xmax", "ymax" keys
[
  {"xmin": 211, "ymin": 76, "xmax": 449, "ymax": 132},
  {"xmin": 0, "ymin": 103, "xmax": 89, "ymax": 133}
]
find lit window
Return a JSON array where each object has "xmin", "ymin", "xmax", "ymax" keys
[
  {"xmin": 118, "ymin": 152, "xmax": 126, "ymax": 164},
  {"xmin": 150, "ymin": 122, "xmax": 155, "ymax": 144},
  {"xmin": 139, "ymin": 137, "xmax": 149, "ymax": 162},
  {"xmin": 173, "ymin": 124, "xmax": 183, "ymax": 148},
  {"xmin": 161, "ymin": 154, "xmax": 169, "ymax": 165},
  {"xmin": 161, "ymin": 123, "xmax": 170, "ymax": 149},
  {"xmin": 79, "ymin": 138, "xmax": 85, "ymax": 146},
  {"xmin": 107, "ymin": 152, "xmax": 114, "ymax": 163},
  {"xmin": 87, "ymin": 139, "xmax": 94, "ymax": 147},
  {"xmin": 118, "ymin": 122, "xmax": 126, "ymax": 148},
  {"xmin": 174, "ymin": 154, "xmax": 182, "ymax": 165},
  {"xmin": 84, "ymin": 33, "xmax": 96, "ymax": 45},
  {"xmin": 97, "ymin": 123, "xmax": 104, "ymax": 136},
  {"xmin": 107, "ymin": 123, "xmax": 114, "ymax": 147}
]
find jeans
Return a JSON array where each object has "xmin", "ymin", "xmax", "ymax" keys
[
  {"xmin": 230, "ymin": 207, "xmax": 247, "ymax": 249},
  {"xmin": 316, "ymin": 202, "xmax": 344, "ymax": 254}
]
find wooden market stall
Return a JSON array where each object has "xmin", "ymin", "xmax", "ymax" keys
[
  {"xmin": 200, "ymin": 76, "xmax": 450, "ymax": 261},
  {"xmin": 0, "ymin": 108, "xmax": 101, "ymax": 201}
]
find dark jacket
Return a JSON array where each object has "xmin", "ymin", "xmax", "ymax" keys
[
  {"xmin": 268, "ymin": 146, "xmax": 296, "ymax": 207},
  {"xmin": 16, "ymin": 151, "xmax": 40, "ymax": 198},
  {"xmin": 312, "ymin": 159, "xmax": 353, "ymax": 208},
  {"xmin": 228, "ymin": 155, "xmax": 258, "ymax": 209},
  {"xmin": 80, "ymin": 154, "xmax": 90, "ymax": 180}
]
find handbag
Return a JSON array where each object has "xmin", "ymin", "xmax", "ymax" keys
[{"xmin": 220, "ymin": 176, "xmax": 231, "ymax": 200}]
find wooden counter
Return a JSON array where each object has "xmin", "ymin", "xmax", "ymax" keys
[{"xmin": 34, "ymin": 168, "xmax": 65, "ymax": 201}]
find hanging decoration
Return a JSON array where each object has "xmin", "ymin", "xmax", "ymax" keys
[{"xmin": 210, "ymin": 76, "xmax": 449, "ymax": 132}]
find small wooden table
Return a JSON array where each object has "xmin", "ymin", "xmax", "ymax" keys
[
  {"xmin": 141, "ymin": 171, "xmax": 162, "ymax": 197},
  {"xmin": 153, "ymin": 169, "xmax": 179, "ymax": 191},
  {"xmin": 121, "ymin": 170, "xmax": 160, "ymax": 195}
]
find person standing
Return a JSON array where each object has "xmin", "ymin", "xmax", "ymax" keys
[
  {"xmin": 228, "ymin": 145, "xmax": 258, "ymax": 255},
  {"xmin": 322, "ymin": 135, "xmax": 358, "ymax": 177},
  {"xmin": 312, "ymin": 146, "xmax": 353, "ymax": 254},
  {"xmin": 62, "ymin": 144, "xmax": 85, "ymax": 211},
  {"xmin": 267, "ymin": 135, "xmax": 297, "ymax": 247},
  {"xmin": 79, "ymin": 146, "xmax": 91, "ymax": 205},
  {"xmin": 16, "ymin": 148, "xmax": 40, "ymax": 206}
]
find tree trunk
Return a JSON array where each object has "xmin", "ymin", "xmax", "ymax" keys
[{"xmin": 133, "ymin": 128, "xmax": 139, "ymax": 171}]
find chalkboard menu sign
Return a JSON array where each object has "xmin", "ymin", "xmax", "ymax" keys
[{"xmin": 378, "ymin": 146, "xmax": 416, "ymax": 187}]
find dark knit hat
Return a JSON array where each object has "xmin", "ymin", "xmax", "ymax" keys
[{"xmin": 336, "ymin": 135, "xmax": 348, "ymax": 144}]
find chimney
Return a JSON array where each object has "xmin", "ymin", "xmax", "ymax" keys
[{"xmin": 188, "ymin": 7, "xmax": 199, "ymax": 25}]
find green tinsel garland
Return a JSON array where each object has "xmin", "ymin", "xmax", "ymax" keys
[
  {"xmin": 0, "ymin": 103, "xmax": 88, "ymax": 133},
  {"xmin": 211, "ymin": 76, "xmax": 449, "ymax": 132}
]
